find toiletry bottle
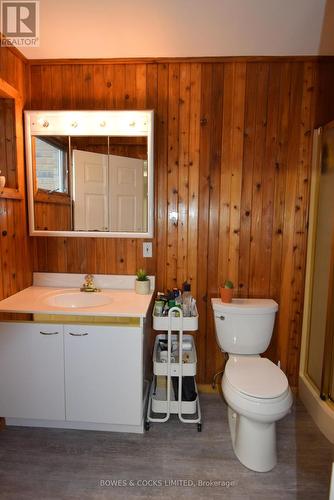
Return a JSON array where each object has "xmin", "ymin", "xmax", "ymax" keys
[
  {"xmin": 175, "ymin": 288, "xmax": 182, "ymax": 307},
  {"xmin": 175, "ymin": 291, "xmax": 182, "ymax": 316},
  {"xmin": 182, "ymin": 282, "xmax": 192, "ymax": 317}
]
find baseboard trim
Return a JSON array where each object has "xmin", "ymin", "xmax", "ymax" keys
[
  {"xmin": 5, "ymin": 417, "xmax": 144, "ymax": 434},
  {"xmin": 197, "ymin": 383, "xmax": 297, "ymax": 395},
  {"xmin": 197, "ymin": 384, "xmax": 219, "ymax": 394}
]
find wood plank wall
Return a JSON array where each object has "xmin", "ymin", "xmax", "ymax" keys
[
  {"xmin": 0, "ymin": 47, "xmax": 32, "ymax": 305},
  {"xmin": 27, "ymin": 59, "xmax": 321, "ymax": 387}
]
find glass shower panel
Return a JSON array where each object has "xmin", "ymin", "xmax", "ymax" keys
[{"xmin": 307, "ymin": 126, "xmax": 334, "ymax": 390}]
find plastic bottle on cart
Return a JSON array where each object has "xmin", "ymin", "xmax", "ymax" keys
[
  {"xmin": 175, "ymin": 289, "xmax": 182, "ymax": 307},
  {"xmin": 182, "ymin": 282, "xmax": 192, "ymax": 317}
]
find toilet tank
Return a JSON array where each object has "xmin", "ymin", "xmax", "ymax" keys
[{"xmin": 211, "ymin": 298, "xmax": 278, "ymax": 355}]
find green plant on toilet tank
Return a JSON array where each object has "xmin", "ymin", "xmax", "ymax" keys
[
  {"xmin": 224, "ymin": 280, "xmax": 233, "ymax": 289},
  {"xmin": 220, "ymin": 279, "xmax": 234, "ymax": 303},
  {"xmin": 135, "ymin": 269, "xmax": 150, "ymax": 294}
]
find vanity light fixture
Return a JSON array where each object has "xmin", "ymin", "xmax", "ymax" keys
[{"xmin": 37, "ymin": 117, "xmax": 49, "ymax": 128}]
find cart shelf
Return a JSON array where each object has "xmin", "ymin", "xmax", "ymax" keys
[
  {"xmin": 151, "ymin": 383, "xmax": 199, "ymax": 415},
  {"xmin": 152, "ymin": 307, "xmax": 198, "ymax": 331},
  {"xmin": 153, "ymin": 334, "xmax": 197, "ymax": 377}
]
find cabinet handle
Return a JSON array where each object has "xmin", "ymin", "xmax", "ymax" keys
[
  {"xmin": 68, "ymin": 332, "xmax": 88, "ymax": 336},
  {"xmin": 40, "ymin": 331, "xmax": 59, "ymax": 335}
]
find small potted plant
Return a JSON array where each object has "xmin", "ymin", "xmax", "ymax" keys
[
  {"xmin": 220, "ymin": 280, "xmax": 234, "ymax": 303},
  {"xmin": 135, "ymin": 268, "xmax": 151, "ymax": 295}
]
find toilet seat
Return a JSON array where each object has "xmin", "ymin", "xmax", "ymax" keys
[
  {"xmin": 222, "ymin": 374, "xmax": 293, "ymax": 424},
  {"xmin": 225, "ymin": 356, "xmax": 288, "ymax": 399}
]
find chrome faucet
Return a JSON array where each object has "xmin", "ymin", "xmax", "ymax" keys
[{"xmin": 80, "ymin": 274, "xmax": 101, "ymax": 292}]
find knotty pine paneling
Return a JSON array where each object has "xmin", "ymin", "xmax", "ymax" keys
[
  {"xmin": 0, "ymin": 46, "xmax": 26, "ymax": 94},
  {"xmin": 0, "ymin": 47, "xmax": 32, "ymax": 309},
  {"xmin": 34, "ymin": 199, "xmax": 71, "ymax": 231},
  {"xmin": 27, "ymin": 59, "xmax": 320, "ymax": 387}
]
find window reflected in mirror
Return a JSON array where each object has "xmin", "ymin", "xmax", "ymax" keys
[{"xmin": 34, "ymin": 136, "xmax": 69, "ymax": 193}]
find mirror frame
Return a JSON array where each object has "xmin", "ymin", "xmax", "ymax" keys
[
  {"xmin": 24, "ymin": 110, "xmax": 154, "ymax": 238},
  {"xmin": 0, "ymin": 77, "xmax": 25, "ymax": 200}
]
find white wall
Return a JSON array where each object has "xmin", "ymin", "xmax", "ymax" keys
[{"xmin": 18, "ymin": 0, "xmax": 328, "ymax": 59}]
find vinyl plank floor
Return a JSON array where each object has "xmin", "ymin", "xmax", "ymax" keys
[{"xmin": 0, "ymin": 394, "xmax": 333, "ymax": 500}]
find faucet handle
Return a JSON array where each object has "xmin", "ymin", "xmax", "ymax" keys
[
  {"xmin": 82, "ymin": 274, "xmax": 94, "ymax": 289},
  {"xmin": 80, "ymin": 274, "xmax": 100, "ymax": 292}
]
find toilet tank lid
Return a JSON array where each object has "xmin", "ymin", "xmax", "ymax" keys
[
  {"xmin": 225, "ymin": 357, "xmax": 289, "ymax": 399},
  {"xmin": 211, "ymin": 298, "xmax": 278, "ymax": 315}
]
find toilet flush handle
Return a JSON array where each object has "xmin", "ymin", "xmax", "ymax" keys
[{"xmin": 219, "ymin": 315, "xmax": 225, "ymax": 321}]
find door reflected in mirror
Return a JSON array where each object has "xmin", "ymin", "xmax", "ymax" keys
[
  {"xmin": 25, "ymin": 110, "xmax": 154, "ymax": 238},
  {"xmin": 71, "ymin": 136, "xmax": 147, "ymax": 232}
]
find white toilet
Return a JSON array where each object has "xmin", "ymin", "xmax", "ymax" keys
[{"xmin": 211, "ymin": 298, "xmax": 293, "ymax": 473}]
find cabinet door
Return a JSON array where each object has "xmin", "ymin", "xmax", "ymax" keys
[
  {"xmin": 64, "ymin": 325, "xmax": 142, "ymax": 425},
  {"xmin": 0, "ymin": 323, "xmax": 65, "ymax": 420}
]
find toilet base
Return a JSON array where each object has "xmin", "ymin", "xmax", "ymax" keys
[{"xmin": 228, "ymin": 406, "xmax": 277, "ymax": 472}]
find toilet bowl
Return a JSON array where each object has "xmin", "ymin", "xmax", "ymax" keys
[
  {"xmin": 211, "ymin": 298, "xmax": 293, "ymax": 472},
  {"xmin": 222, "ymin": 356, "xmax": 293, "ymax": 472}
]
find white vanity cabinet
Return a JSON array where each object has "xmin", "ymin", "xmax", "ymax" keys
[
  {"xmin": 0, "ymin": 273, "xmax": 154, "ymax": 433},
  {"xmin": 0, "ymin": 323, "xmax": 65, "ymax": 420},
  {"xmin": 0, "ymin": 320, "xmax": 149, "ymax": 433},
  {"xmin": 64, "ymin": 324, "xmax": 142, "ymax": 425}
]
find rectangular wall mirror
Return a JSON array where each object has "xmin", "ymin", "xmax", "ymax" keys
[{"xmin": 24, "ymin": 110, "xmax": 154, "ymax": 238}]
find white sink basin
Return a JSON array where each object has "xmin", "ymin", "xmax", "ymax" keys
[{"xmin": 45, "ymin": 292, "xmax": 111, "ymax": 309}]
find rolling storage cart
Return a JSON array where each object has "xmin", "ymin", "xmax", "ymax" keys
[{"xmin": 145, "ymin": 306, "xmax": 202, "ymax": 431}]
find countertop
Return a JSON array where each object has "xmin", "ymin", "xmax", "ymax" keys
[{"xmin": 0, "ymin": 286, "xmax": 154, "ymax": 318}]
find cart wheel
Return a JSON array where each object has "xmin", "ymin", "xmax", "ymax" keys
[
  {"xmin": 144, "ymin": 421, "xmax": 150, "ymax": 431},
  {"xmin": 197, "ymin": 423, "xmax": 202, "ymax": 432}
]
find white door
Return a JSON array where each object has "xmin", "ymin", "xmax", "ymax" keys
[
  {"xmin": 0, "ymin": 323, "xmax": 65, "ymax": 420},
  {"xmin": 64, "ymin": 325, "xmax": 142, "ymax": 425},
  {"xmin": 109, "ymin": 155, "xmax": 144, "ymax": 232},
  {"xmin": 73, "ymin": 149, "xmax": 109, "ymax": 231}
]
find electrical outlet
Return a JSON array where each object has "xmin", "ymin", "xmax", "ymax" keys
[{"xmin": 143, "ymin": 242, "xmax": 152, "ymax": 258}]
